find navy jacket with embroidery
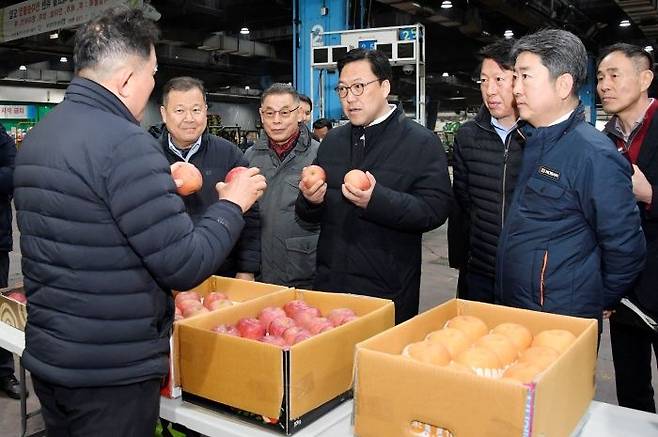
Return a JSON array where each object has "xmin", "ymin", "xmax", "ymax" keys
[{"xmin": 495, "ymin": 104, "xmax": 645, "ymax": 319}]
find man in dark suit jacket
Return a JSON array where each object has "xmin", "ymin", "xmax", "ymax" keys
[
  {"xmin": 0, "ymin": 122, "xmax": 19, "ymax": 400},
  {"xmin": 598, "ymin": 43, "xmax": 658, "ymax": 413}
]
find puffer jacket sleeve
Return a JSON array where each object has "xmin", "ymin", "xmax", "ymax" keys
[
  {"xmin": 231, "ymin": 147, "xmax": 261, "ymax": 274},
  {"xmin": 448, "ymin": 129, "xmax": 470, "ymax": 269},
  {"xmin": 104, "ymin": 132, "xmax": 245, "ymax": 291},
  {"xmin": 579, "ymin": 146, "xmax": 646, "ymax": 308},
  {"xmin": 362, "ymin": 133, "xmax": 453, "ymax": 233},
  {"xmin": 0, "ymin": 124, "xmax": 16, "ymax": 196}
]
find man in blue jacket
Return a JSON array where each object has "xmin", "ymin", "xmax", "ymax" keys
[
  {"xmin": 13, "ymin": 8, "xmax": 266, "ymax": 436},
  {"xmin": 495, "ymin": 29, "xmax": 645, "ymax": 322}
]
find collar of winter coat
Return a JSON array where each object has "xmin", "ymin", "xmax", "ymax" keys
[
  {"xmin": 156, "ymin": 125, "xmax": 211, "ymax": 153},
  {"xmin": 64, "ymin": 77, "xmax": 140, "ymax": 126},
  {"xmin": 253, "ymin": 123, "xmax": 314, "ymax": 152},
  {"xmin": 520, "ymin": 102, "xmax": 585, "ymax": 144}
]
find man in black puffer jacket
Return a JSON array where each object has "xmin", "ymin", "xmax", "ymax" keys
[
  {"xmin": 13, "ymin": 9, "xmax": 266, "ymax": 436},
  {"xmin": 156, "ymin": 76, "xmax": 260, "ymax": 281},
  {"xmin": 0, "ymin": 122, "xmax": 19, "ymax": 400},
  {"xmin": 449, "ymin": 39, "xmax": 523, "ymax": 303}
]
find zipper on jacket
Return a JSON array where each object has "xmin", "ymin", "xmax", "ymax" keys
[
  {"xmin": 539, "ymin": 250, "xmax": 548, "ymax": 307},
  {"xmin": 501, "ymin": 134, "xmax": 512, "ymax": 229}
]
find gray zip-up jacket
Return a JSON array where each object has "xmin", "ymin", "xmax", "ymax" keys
[{"xmin": 245, "ymin": 126, "xmax": 320, "ymax": 287}]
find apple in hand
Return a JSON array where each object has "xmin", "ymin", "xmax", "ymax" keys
[
  {"xmin": 225, "ymin": 166, "xmax": 248, "ymax": 183},
  {"xmin": 301, "ymin": 165, "xmax": 326, "ymax": 189},
  {"xmin": 171, "ymin": 162, "xmax": 203, "ymax": 196},
  {"xmin": 344, "ymin": 169, "xmax": 371, "ymax": 190}
]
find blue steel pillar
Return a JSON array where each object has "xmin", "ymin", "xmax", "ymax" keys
[{"xmin": 296, "ymin": 0, "xmax": 349, "ymax": 121}]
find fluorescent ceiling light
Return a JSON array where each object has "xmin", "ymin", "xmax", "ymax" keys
[
  {"xmin": 19, "ymin": 65, "xmax": 27, "ymax": 71},
  {"xmin": 240, "ymin": 27, "xmax": 250, "ymax": 35},
  {"xmin": 619, "ymin": 20, "xmax": 631, "ymax": 27},
  {"xmin": 49, "ymin": 32, "xmax": 58, "ymax": 39},
  {"xmin": 60, "ymin": 56, "xmax": 68, "ymax": 63},
  {"xmin": 441, "ymin": 1, "xmax": 452, "ymax": 9}
]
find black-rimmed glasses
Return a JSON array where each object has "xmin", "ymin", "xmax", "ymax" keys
[{"xmin": 334, "ymin": 79, "xmax": 381, "ymax": 98}]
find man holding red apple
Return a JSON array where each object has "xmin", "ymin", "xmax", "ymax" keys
[
  {"xmin": 245, "ymin": 83, "xmax": 320, "ymax": 287},
  {"xmin": 156, "ymin": 76, "xmax": 261, "ymax": 281},
  {"xmin": 13, "ymin": 9, "xmax": 266, "ymax": 436},
  {"xmin": 296, "ymin": 49, "xmax": 452, "ymax": 324}
]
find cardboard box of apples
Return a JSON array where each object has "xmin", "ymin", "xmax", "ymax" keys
[
  {"xmin": 162, "ymin": 276, "xmax": 288, "ymax": 398},
  {"xmin": 176, "ymin": 287, "xmax": 394, "ymax": 435},
  {"xmin": 0, "ymin": 285, "xmax": 27, "ymax": 331}
]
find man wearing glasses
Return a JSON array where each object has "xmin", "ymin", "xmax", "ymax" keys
[
  {"xmin": 296, "ymin": 49, "xmax": 452, "ymax": 324},
  {"xmin": 245, "ymin": 83, "xmax": 320, "ymax": 287}
]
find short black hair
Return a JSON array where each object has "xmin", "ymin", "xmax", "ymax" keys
[
  {"xmin": 74, "ymin": 7, "xmax": 159, "ymax": 74},
  {"xmin": 299, "ymin": 94, "xmax": 312, "ymax": 110},
  {"xmin": 478, "ymin": 39, "xmax": 515, "ymax": 71},
  {"xmin": 312, "ymin": 118, "xmax": 332, "ymax": 130},
  {"xmin": 337, "ymin": 49, "xmax": 393, "ymax": 82},
  {"xmin": 598, "ymin": 43, "xmax": 655, "ymax": 72},
  {"xmin": 511, "ymin": 29, "xmax": 587, "ymax": 98},
  {"xmin": 261, "ymin": 83, "xmax": 299, "ymax": 106},
  {"xmin": 162, "ymin": 77, "xmax": 206, "ymax": 106}
]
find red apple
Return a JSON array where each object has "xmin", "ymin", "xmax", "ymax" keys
[
  {"xmin": 283, "ymin": 300, "xmax": 310, "ymax": 318},
  {"xmin": 292, "ymin": 330, "xmax": 312, "ymax": 345},
  {"xmin": 6, "ymin": 291, "xmax": 27, "ymax": 304},
  {"xmin": 207, "ymin": 299, "xmax": 233, "ymax": 311},
  {"xmin": 301, "ymin": 165, "xmax": 326, "ymax": 189},
  {"xmin": 225, "ymin": 166, "xmax": 248, "ymax": 183},
  {"xmin": 177, "ymin": 298, "xmax": 203, "ymax": 312},
  {"xmin": 175, "ymin": 291, "xmax": 201, "ymax": 306},
  {"xmin": 203, "ymin": 292, "xmax": 228, "ymax": 310},
  {"xmin": 292, "ymin": 307, "xmax": 322, "ymax": 329},
  {"xmin": 211, "ymin": 324, "xmax": 240, "ymax": 336},
  {"xmin": 282, "ymin": 326, "xmax": 308, "ymax": 345},
  {"xmin": 237, "ymin": 318, "xmax": 266, "ymax": 340},
  {"xmin": 344, "ymin": 169, "xmax": 371, "ymax": 190},
  {"xmin": 258, "ymin": 307, "xmax": 287, "ymax": 331},
  {"xmin": 327, "ymin": 308, "xmax": 357, "ymax": 327},
  {"xmin": 269, "ymin": 316, "xmax": 296, "ymax": 337},
  {"xmin": 260, "ymin": 335, "xmax": 288, "ymax": 348},
  {"xmin": 307, "ymin": 317, "xmax": 333, "ymax": 335},
  {"xmin": 182, "ymin": 304, "xmax": 209, "ymax": 318},
  {"xmin": 171, "ymin": 162, "xmax": 203, "ymax": 196}
]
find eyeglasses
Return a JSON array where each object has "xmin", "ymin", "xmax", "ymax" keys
[
  {"xmin": 335, "ymin": 79, "xmax": 381, "ymax": 98},
  {"xmin": 260, "ymin": 106, "xmax": 300, "ymax": 119}
]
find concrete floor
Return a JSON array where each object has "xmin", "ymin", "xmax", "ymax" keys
[{"xmin": 1, "ymin": 223, "xmax": 656, "ymax": 436}]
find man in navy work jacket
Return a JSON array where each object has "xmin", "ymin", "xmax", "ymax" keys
[
  {"xmin": 13, "ymin": 8, "xmax": 266, "ymax": 436},
  {"xmin": 495, "ymin": 29, "xmax": 645, "ymax": 323},
  {"xmin": 157, "ymin": 76, "xmax": 260, "ymax": 281}
]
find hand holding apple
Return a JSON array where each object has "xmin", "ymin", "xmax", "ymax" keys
[
  {"xmin": 342, "ymin": 170, "xmax": 376, "ymax": 209},
  {"xmin": 170, "ymin": 162, "xmax": 203, "ymax": 196},
  {"xmin": 216, "ymin": 167, "xmax": 267, "ymax": 213},
  {"xmin": 299, "ymin": 166, "xmax": 327, "ymax": 205}
]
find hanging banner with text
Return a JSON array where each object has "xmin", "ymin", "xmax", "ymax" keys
[{"xmin": 0, "ymin": 0, "xmax": 141, "ymax": 43}]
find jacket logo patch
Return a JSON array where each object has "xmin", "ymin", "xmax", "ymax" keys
[{"xmin": 538, "ymin": 166, "xmax": 560, "ymax": 180}]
